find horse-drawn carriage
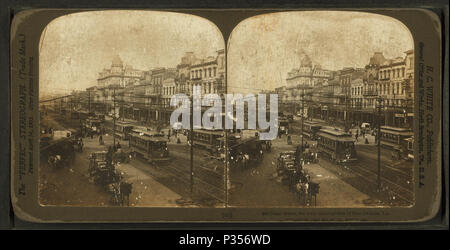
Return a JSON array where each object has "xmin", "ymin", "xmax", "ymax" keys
[
  {"xmin": 295, "ymin": 143, "xmax": 319, "ymax": 165},
  {"xmin": 276, "ymin": 151, "xmax": 297, "ymax": 178},
  {"xmin": 276, "ymin": 150, "xmax": 320, "ymax": 206},
  {"xmin": 41, "ymin": 131, "xmax": 76, "ymax": 168},
  {"xmin": 228, "ymin": 136, "xmax": 265, "ymax": 170},
  {"xmin": 88, "ymin": 151, "xmax": 133, "ymax": 206},
  {"xmin": 88, "ymin": 151, "xmax": 120, "ymax": 186}
]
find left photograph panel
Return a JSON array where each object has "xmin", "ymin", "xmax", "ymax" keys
[{"xmin": 38, "ymin": 10, "xmax": 226, "ymax": 207}]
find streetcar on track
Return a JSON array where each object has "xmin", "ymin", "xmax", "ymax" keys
[
  {"xmin": 129, "ymin": 129, "xmax": 169, "ymax": 163},
  {"xmin": 404, "ymin": 136, "xmax": 414, "ymax": 161},
  {"xmin": 379, "ymin": 126, "xmax": 413, "ymax": 160},
  {"xmin": 228, "ymin": 136, "xmax": 265, "ymax": 169},
  {"xmin": 83, "ymin": 117, "xmax": 103, "ymax": 135},
  {"xmin": 187, "ymin": 129, "xmax": 224, "ymax": 153},
  {"xmin": 114, "ymin": 121, "xmax": 134, "ymax": 140},
  {"xmin": 316, "ymin": 128, "xmax": 357, "ymax": 164},
  {"xmin": 278, "ymin": 117, "xmax": 290, "ymax": 135},
  {"xmin": 40, "ymin": 130, "xmax": 76, "ymax": 165},
  {"xmin": 302, "ymin": 121, "xmax": 322, "ymax": 140},
  {"xmin": 69, "ymin": 110, "xmax": 80, "ymax": 120}
]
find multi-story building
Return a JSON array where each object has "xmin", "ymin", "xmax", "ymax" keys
[
  {"xmin": 275, "ymin": 49, "xmax": 414, "ymax": 130},
  {"xmin": 350, "ymin": 78, "xmax": 364, "ymax": 109},
  {"xmin": 284, "ymin": 53, "xmax": 331, "ymax": 115},
  {"xmin": 97, "ymin": 55, "xmax": 144, "ymax": 87},
  {"xmin": 187, "ymin": 49, "xmax": 225, "ymax": 96},
  {"xmin": 176, "ymin": 52, "xmax": 197, "ymax": 95},
  {"xmin": 377, "ymin": 50, "xmax": 414, "ymax": 128}
]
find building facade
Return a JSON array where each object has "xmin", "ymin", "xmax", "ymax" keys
[{"xmin": 97, "ymin": 55, "xmax": 144, "ymax": 87}]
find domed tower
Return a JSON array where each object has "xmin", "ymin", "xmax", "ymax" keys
[
  {"xmin": 300, "ymin": 54, "xmax": 312, "ymax": 67},
  {"xmin": 111, "ymin": 55, "xmax": 123, "ymax": 74}
]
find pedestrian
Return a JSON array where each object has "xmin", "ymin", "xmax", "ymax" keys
[
  {"xmin": 120, "ymin": 181, "xmax": 132, "ymax": 206},
  {"xmin": 78, "ymin": 138, "xmax": 84, "ymax": 152},
  {"xmin": 355, "ymin": 133, "xmax": 358, "ymax": 142},
  {"xmin": 99, "ymin": 134, "xmax": 103, "ymax": 145},
  {"xmin": 167, "ymin": 129, "xmax": 171, "ymax": 141}
]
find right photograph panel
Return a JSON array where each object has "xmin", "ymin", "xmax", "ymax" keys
[{"xmin": 227, "ymin": 11, "xmax": 415, "ymax": 208}]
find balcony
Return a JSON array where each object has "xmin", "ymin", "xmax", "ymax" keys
[{"xmin": 363, "ymin": 90, "xmax": 378, "ymax": 96}]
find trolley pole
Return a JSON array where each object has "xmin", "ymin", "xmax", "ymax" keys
[
  {"xmin": 88, "ymin": 90, "xmax": 91, "ymax": 115},
  {"xmin": 377, "ymin": 96, "xmax": 382, "ymax": 191}
]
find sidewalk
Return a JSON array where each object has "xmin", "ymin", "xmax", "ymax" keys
[
  {"xmin": 303, "ymin": 162, "xmax": 370, "ymax": 207},
  {"xmin": 115, "ymin": 161, "xmax": 182, "ymax": 207}
]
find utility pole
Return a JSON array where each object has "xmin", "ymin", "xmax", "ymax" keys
[
  {"xmin": 376, "ymin": 96, "xmax": 382, "ymax": 191},
  {"xmin": 113, "ymin": 86, "xmax": 116, "ymax": 147},
  {"xmin": 88, "ymin": 90, "xmax": 91, "ymax": 115},
  {"xmin": 190, "ymin": 93, "xmax": 194, "ymax": 196},
  {"xmin": 345, "ymin": 79, "xmax": 349, "ymax": 132},
  {"xmin": 301, "ymin": 87, "xmax": 305, "ymax": 151}
]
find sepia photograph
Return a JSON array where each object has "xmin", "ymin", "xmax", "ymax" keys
[
  {"xmin": 38, "ymin": 10, "xmax": 417, "ymax": 209},
  {"xmin": 38, "ymin": 10, "xmax": 226, "ymax": 207},
  {"xmin": 227, "ymin": 11, "xmax": 415, "ymax": 207}
]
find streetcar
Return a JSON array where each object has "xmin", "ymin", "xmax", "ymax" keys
[
  {"xmin": 187, "ymin": 129, "xmax": 224, "ymax": 152},
  {"xmin": 316, "ymin": 128, "xmax": 357, "ymax": 164},
  {"xmin": 83, "ymin": 117, "xmax": 103, "ymax": 135},
  {"xmin": 114, "ymin": 121, "xmax": 134, "ymax": 140},
  {"xmin": 379, "ymin": 126, "xmax": 413, "ymax": 160},
  {"xmin": 404, "ymin": 136, "xmax": 414, "ymax": 161},
  {"xmin": 302, "ymin": 121, "xmax": 322, "ymax": 140},
  {"xmin": 228, "ymin": 136, "xmax": 265, "ymax": 169},
  {"xmin": 278, "ymin": 117, "xmax": 290, "ymax": 135},
  {"xmin": 128, "ymin": 129, "xmax": 169, "ymax": 163},
  {"xmin": 94, "ymin": 113, "xmax": 105, "ymax": 122},
  {"xmin": 40, "ymin": 130, "xmax": 76, "ymax": 166},
  {"xmin": 70, "ymin": 110, "xmax": 80, "ymax": 120},
  {"xmin": 78, "ymin": 110, "xmax": 92, "ymax": 120}
]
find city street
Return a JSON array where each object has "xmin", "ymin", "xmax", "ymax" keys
[
  {"xmin": 229, "ymin": 120, "xmax": 413, "ymax": 207},
  {"xmin": 39, "ymin": 111, "xmax": 226, "ymax": 207},
  {"xmin": 40, "ymin": 110, "xmax": 413, "ymax": 207},
  {"xmin": 229, "ymin": 134, "xmax": 371, "ymax": 207}
]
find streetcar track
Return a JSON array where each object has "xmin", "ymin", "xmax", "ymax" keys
[
  {"xmin": 357, "ymin": 148, "xmax": 412, "ymax": 179},
  {"xmin": 319, "ymin": 157, "xmax": 414, "ymax": 205},
  {"xmin": 356, "ymin": 156, "xmax": 413, "ymax": 191},
  {"xmin": 348, "ymin": 164, "xmax": 414, "ymax": 204},
  {"xmin": 132, "ymin": 154, "xmax": 226, "ymax": 203},
  {"xmin": 46, "ymin": 111, "xmax": 226, "ymax": 204}
]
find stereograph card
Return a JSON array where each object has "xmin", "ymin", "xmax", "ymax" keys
[{"xmin": 9, "ymin": 8, "xmax": 443, "ymax": 223}]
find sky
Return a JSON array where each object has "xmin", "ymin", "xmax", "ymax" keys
[
  {"xmin": 39, "ymin": 11, "xmax": 414, "ymax": 97},
  {"xmin": 227, "ymin": 11, "xmax": 414, "ymax": 93},
  {"xmin": 39, "ymin": 10, "xmax": 224, "ymax": 96}
]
